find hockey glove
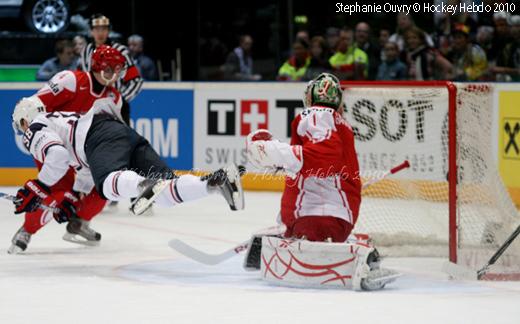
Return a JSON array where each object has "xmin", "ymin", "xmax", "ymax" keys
[
  {"xmin": 14, "ymin": 179, "xmax": 57, "ymax": 214},
  {"xmin": 246, "ymin": 129, "xmax": 276, "ymax": 171},
  {"xmin": 246, "ymin": 129, "xmax": 303, "ymax": 178},
  {"xmin": 53, "ymin": 191, "xmax": 80, "ymax": 223}
]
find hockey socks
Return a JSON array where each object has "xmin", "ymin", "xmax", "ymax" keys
[
  {"xmin": 154, "ymin": 175, "xmax": 209, "ymax": 207},
  {"xmin": 103, "ymin": 170, "xmax": 145, "ymax": 201},
  {"xmin": 104, "ymin": 168, "xmax": 242, "ymax": 214}
]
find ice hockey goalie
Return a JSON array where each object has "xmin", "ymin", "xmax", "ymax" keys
[{"xmin": 245, "ymin": 73, "xmax": 399, "ymax": 290}]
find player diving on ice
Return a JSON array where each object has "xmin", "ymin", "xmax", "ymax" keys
[
  {"xmin": 244, "ymin": 73, "xmax": 399, "ymax": 290},
  {"xmin": 10, "ymin": 91, "xmax": 245, "ymax": 251},
  {"xmin": 8, "ymin": 45, "xmax": 125, "ymax": 253}
]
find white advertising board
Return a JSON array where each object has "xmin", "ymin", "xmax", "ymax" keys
[
  {"xmin": 343, "ymin": 86, "xmax": 450, "ymax": 180},
  {"xmin": 193, "ymin": 83, "xmax": 304, "ymax": 171},
  {"xmin": 194, "ymin": 83, "xmax": 450, "ymax": 181}
]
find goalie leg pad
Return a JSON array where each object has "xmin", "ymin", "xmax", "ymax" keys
[
  {"xmin": 260, "ymin": 236, "xmax": 399, "ymax": 290},
  {"xmin": 243, "ymin": 226, "xmax": 287, "ymax": 271},
  {"xmin": 260, "ymin": 236, "xmax": 378, "ymax": 290}
]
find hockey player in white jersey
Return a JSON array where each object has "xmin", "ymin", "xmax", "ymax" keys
[{"xmin": 11, "ymin": 97, "xmax": 244, "ymax": 228}]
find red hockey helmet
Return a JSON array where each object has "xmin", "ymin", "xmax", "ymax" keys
[{"xmin": 91, "ymin": 44, "xmax": 125, "ymax": 73}]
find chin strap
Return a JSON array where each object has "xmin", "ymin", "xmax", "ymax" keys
[{"xmin": 100, "ymin": 70, "xmax": 118, "ymax": 85}]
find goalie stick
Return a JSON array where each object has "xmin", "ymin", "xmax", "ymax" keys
[
  {"xmin": 168, "ymin": 160, "xmax": 410, "ymax": 265},
  {"xmin": 444, "ymin": 223, "xmax": 520, "ymax": 280},
  {"xmin": 168, "ymin": 239, "xmax": 250, "ymax": 265},
  {"xmin": 0, "ymin": 191, "xmax": 60, "ymax": 214}
]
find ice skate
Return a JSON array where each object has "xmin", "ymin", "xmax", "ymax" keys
[
  {"xmin": 204, "ymin": 164, "xmax": 245, "ymax": 211},
  {"xmin": 130, "ymin": 178, "xmax": 169, "ymax": 215},
  {"xmin": 360, "ymin": 267, "xmax": 401, "ymax": 291},
  {"xmin": 367, "ymin": 248, "xmax": 381, "ymax": 270},
  {"xmin": 359, "ymin": 249, "xmax": 399, "ymax": 290},
  {"xmin": 7, "ymin": 226, "xmax": 32, "ymax": 254},
  {"xmin": 62, "ymin": 215, "xmax": 101, "ymax": 246},
  {"xmin": 129, "ymin": 197, "xmax": 154, "ymax": 216},
  {"xmin": 130, "ymin": 204, "xmax": 154, "ymax": 216}
]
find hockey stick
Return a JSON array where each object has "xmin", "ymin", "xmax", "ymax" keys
[
  {"xmin": 362, "ymin": 160, "xmax": 410, "ymax": 189},
  {"xmin": 444, "ymin": 223, "xmax": 520, "ymax": 280},
  {"xmin": 168, "ymin": 224, "xmax": 285, "ymax": 265},
  {"xmin": 168, "ymin": 239, "xmax": 250, "ymax": 265},
  {"xmin": 0, "ymin": 191, "xmax": 60, "ymax": 214},
  {"xmin": 477, "ymin": 224, "xmax": 520, "ymax": 279},
  {"xmin": 168, "ymin": 161, "xmax": 410, "ymax": 265}
]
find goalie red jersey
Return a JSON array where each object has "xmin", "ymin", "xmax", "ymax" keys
[
  {"xmin": 36, "ymin": 70, "xmax": 121, "ymax": 114},
  {"xmin": 280, "ymin": 106, "xmax": 362, "ymax": 241},
  {"xmin": 247, "ymin": 73, "xmax": 361, "ymax": 242}
]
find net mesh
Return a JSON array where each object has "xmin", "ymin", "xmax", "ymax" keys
[
  {"xmin": 456, "ymin": 84, "xmax": 520, "ymax": 276},
  {"xmin": 342, "ymin": 83, "xmax": 520, "ymax": 276}
]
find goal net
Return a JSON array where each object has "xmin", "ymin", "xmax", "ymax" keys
[{"xmin": 342, "ymin": 81, "xmax": 520, "ymax": 280}]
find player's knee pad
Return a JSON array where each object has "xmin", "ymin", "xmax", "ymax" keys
[{"xmin": 259, "ymin": 235, "xmax": 374, "ymax": 290}]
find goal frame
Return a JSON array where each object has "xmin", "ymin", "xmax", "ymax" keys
[{"xmin": 340, "ymin": 81, "xmax": 458, "ymax": 262}]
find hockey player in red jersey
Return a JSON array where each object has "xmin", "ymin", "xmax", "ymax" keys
[
  {"xmin": 37, "ymin": 44, "xmax": 123, "ymax": 113},
  {"xmin": 248, "ymin": 73, "xmax": 361, "ymax": 242},
  {"xmin": 8, "ymin": 45, "xmax": 126, "ymax": 254}
]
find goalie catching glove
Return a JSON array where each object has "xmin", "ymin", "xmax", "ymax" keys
[
  {"xmin": 246, "ymin": 129, "xmax": 303, "ymax": 178},
  {"xmin": 14, "ymin": 179, "xmax": 79, "ymax": 223}
]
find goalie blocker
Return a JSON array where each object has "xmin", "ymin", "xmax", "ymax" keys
[{"xmin": 244, "ymin": 235, "xmax": 399, "ymax": 291}]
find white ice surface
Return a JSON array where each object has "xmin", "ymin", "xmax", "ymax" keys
[{"xmin": 1, "ymin": 187, "xmax": 519, "ymax": 324}]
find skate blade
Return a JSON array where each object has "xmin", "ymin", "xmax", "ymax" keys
[
  {"xmin": 130, "ymin": 205, "xmax": 155, "ymax": 216},
  {"xmin": 7, "ymin": 244, "xmax": 24, "ymax": 254},
  {"xmin": 231, "ymin": 191, "xmax": 244, "ymax": 210},
  {"xmin": 368, "ymin": 272, "xmax": 401, "ymax": 284},
  {"xmin": 62, "ymin": 233, "xmax": 100, "ymax": 246},
  {"xmin": 130, "ymin": 180, "xmax": 169, "ymax": 215},
  {"xmin": 362, "ymin": 269, "xmax": 401, "ymax": 290},
  {"xmin": 228, "ymin": 164, "xmax": 244, "ymax": 211}
]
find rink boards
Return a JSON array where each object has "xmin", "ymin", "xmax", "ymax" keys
[{"xmin": 0, "ymin": 81, "xmax": 519, "ymax": 205}]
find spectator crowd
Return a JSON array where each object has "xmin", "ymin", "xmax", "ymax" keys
[
  {"xmin": 36, "ymin": 15, "xmax": 158, "ymax": 82},
  {"xmin": 36, "ymin": 10, "xmax": 520, "ymax": 83},
  {"xmin": 277, "ymin": 11, "xmax": 520, "ymax": 82}
]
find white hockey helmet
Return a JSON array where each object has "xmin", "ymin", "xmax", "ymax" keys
[{"xmin": 12, "ymin": 96, "xmax": 46, "ymax": 134}]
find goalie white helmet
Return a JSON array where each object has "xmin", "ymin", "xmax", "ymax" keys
[{"xmin": 12, "ymin": 96, "xmax": 46, "ymax": 133}]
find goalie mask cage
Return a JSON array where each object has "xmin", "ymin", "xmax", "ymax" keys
[{"xmin": 341, "ymin": 81, "xmax": 520, "ymax": 280}]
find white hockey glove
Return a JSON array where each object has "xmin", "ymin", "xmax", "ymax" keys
[{"xmin": 246, "ymin": 129, "xmax": 303, "ymax": 179}]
